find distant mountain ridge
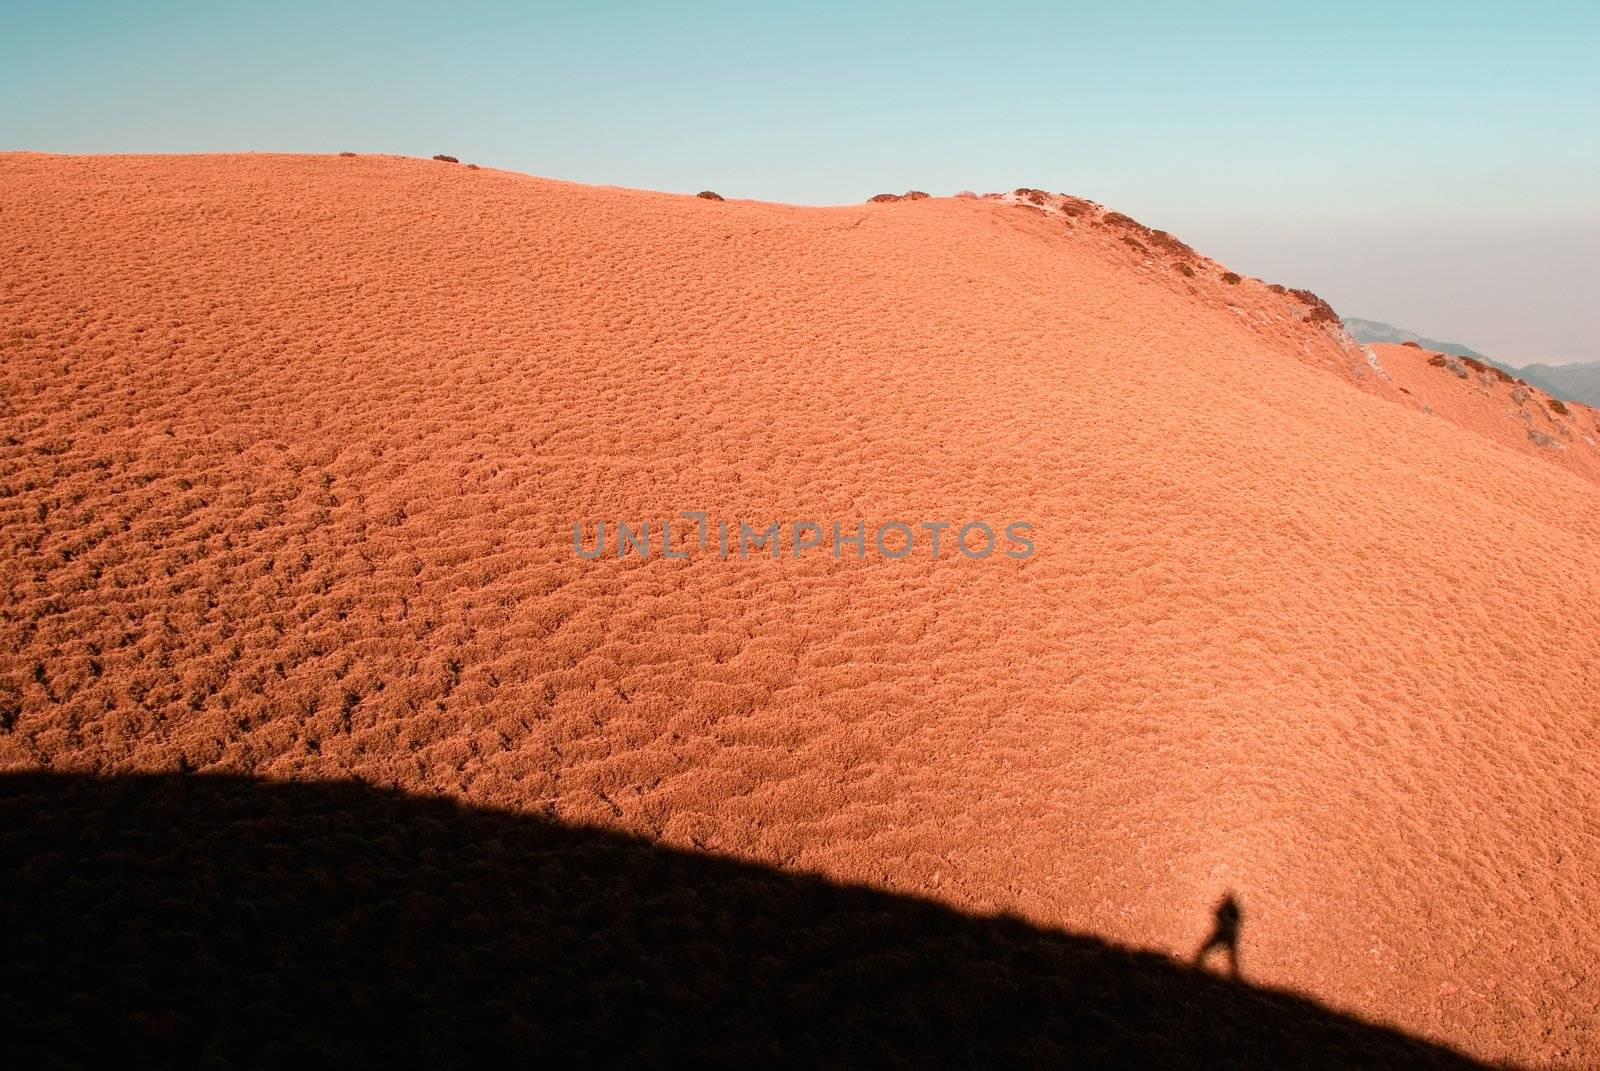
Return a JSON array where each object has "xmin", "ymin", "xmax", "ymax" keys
[
  {"xmin": 1342, "ymin": 317, "xmax": 1600, "ymax": 407},
  {"xmin": 1340, "ymin": 318, "xmax": 1487, "ymax": 359},
  {"xmin": 1516, "ymin": 361, "xmax": 1600, "ymax": 408}
]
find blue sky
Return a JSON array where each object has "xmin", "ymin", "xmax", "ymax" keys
[{"xmin": 4, "ymin": 1, "xmax": 1597, "ymax": 361}]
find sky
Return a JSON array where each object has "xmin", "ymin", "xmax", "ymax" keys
[{"xmin": 4, "ymin": 1, "xmax": 1597, "ymax": 363}]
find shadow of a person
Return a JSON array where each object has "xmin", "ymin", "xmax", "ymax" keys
[{"xmin": 1194, "ymin": 892, "xmax": 1243, "ymax": 978}]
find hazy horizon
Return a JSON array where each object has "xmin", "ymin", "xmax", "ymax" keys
[{"xmin": 5, "ymin": 1, "xmax": 1596, "ymax": 362}]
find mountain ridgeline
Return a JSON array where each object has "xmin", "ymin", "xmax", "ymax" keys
[{"xmin": 1343, "ymin": 317, "xmax": 1600, "ymax": 406}]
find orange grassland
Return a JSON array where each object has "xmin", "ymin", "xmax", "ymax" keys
[{"xmin": 2, "ymin": 153, "xmax": 1597, "ymax": 1064}]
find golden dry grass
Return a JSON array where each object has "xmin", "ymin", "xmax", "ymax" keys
[{"xmin": 1, "ymin": 153, "xmax": 1596, "ymax": 1064}]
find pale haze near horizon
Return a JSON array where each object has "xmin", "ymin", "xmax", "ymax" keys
[{"xmin": 4, "ymin": 1, "xmax": 1596, "ymax": 363}]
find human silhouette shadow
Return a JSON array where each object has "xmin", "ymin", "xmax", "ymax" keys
[
  {"xmin": 1194, "ymin": 892, "xmax": 1243, "ymax": 979},
  {"xmin": 0, "ymin": 773, "xmax": 1493, "ymax": 1069}
]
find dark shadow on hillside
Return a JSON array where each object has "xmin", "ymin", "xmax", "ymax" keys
[{"xmin": 0, "ymin": 773, "xmax": 1493, "ymax": 1069}]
